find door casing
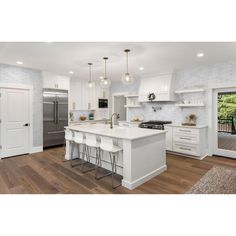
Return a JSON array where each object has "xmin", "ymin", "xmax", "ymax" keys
[{"xmin": 212, "ymin": 87, "xmax": 236, "ymax": 159}]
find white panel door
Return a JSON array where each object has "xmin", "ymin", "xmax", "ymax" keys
[{"xmin": 0, "ymin": 88, "xmax": 30, "ymax": 158}]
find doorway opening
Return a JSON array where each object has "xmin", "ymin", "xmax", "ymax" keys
[
  {"xmin": 112, "ymin": 93, "xmax": 127, "ymax": 125},
  {"xmin": 213, "ymin": 88, "xmax": 236, "ymax": 159}
]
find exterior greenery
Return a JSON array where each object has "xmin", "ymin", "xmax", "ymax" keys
[{"xmin": 218, "ymin": 93, "xmax": 236, "ymax": 119}]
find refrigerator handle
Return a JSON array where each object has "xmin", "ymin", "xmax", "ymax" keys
[
  {"xmin": 53, "ymin": 101, "xmax": 57, "ymax": 124},
  {"xmin": 56, "ymin": 101, "xmax": 59, "ymax": 124}
]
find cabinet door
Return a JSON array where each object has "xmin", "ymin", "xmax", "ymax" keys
[
  {"xmin": 56, "ymin": 76, "xmax": 70, "ymax": 90},
  {"xmin": 70, "ymin": 81, "xmax": 82, "ymax": 110},
  {"xmin": 165, "ymin": 126, "xmax": 173, "ymax": 151}
]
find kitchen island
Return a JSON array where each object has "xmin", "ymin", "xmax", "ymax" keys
[{"xmin": 65, "ymin": 124, "xmax": 167, "ymax": 190}]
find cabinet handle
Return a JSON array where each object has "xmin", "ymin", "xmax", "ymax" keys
[
  {"xmin": 179, "ymin": 147, "xmax": 191, "ymax": 151},
  {"xmin": 179, "ymin": 137, "xmax": 191, "ymax": 140},
  {"xmin": 179, "ymin": 129, "xmax": 191, "ymax": 132}
]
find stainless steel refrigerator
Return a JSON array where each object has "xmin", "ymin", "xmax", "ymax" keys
[{"xmin": 43, "ymin": 89, "xmax": 68, "ymax": 148}]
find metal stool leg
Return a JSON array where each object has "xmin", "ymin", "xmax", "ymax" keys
[
  {"xmin": 82, "ymin": 146, "xmax": 96, "ymax": 173},
  {"xmin": 111, "ymin": 152, "xmax": 121, "ymax": 189}
]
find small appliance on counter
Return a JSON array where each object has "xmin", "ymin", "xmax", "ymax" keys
[{"xmin": 139, "ymin": 120, "xmax": 172, "ymax": 130}]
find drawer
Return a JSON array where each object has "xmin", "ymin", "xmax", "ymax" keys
[
  {"xmin": 173, "ymin": 143, "xmax": 199, "ymax": 156},
  {"xmin": 173, "ymin": 127, "xmax": 199, "ymax": 136},
  {"xmin": 173, "ymin": 134, "xmax": 198, "ymax": 145}
]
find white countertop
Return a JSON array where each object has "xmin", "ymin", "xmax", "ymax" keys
[
  {"xmin": 164, "ymin": 123, "xmax": 208, "ymax": 129},
  {"xmin": 66, "ymin": 124, "xmax": 166, "ymax": 140}
]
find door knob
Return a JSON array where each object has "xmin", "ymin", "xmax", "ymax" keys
[{"xmin": 23, "ymin": 123, "xmax": 30, "ymax": 126}]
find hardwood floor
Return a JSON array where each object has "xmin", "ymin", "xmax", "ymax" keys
[{"xmin": 0, "ymin": 147, "xmax": 236, "ymax": 194}]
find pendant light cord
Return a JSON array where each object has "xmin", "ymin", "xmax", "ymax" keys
[
  {"xmin": 104, "ymin": 58, "xmax": 107, "ymax": 78},
  {"xmin": 89, "ymin": 64, "xmax": 91, "ymax": 82},
  {"xmin": 126, "ymin": 51, "xmax": 129, "ymax": 74}
]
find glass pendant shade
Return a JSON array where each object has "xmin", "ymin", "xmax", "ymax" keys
[
  {"xmin": 122, "ymin": 49, "xmax": 134, "ymax": 85},
  {"xmin": 100, "ymin": 57, "xmax": 111, "ymax": 88},
  {"xmin": 100, "ymin": 77, "xmax": 111, "ymax": 88},
  {"xmin": 87, "ymin": 62, "xmax": 95, "ymax": 88},
  {"xmin": 88, "ymin": 80, "xmax": 95, "ymax": 88},
  {"xmin": 121, "ymin": 72, "xmax": 134, "ymax": 85}
]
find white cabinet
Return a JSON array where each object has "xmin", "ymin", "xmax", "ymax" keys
[
  {"xmin": 70, "ymin": 80, "xmax": 109, "ymax": 111},
  {"xmin": 165, "ymin": 126, "xmax": 173, "ymax": 151},
  {"xmin": 164, "ymin": 124, "xmax": 208, "ymax": 160},
  {"xmin": 43, "ymin": 71, "xmax": 70, "ymax": 90}
]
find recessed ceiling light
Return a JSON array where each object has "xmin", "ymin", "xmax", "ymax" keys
[
  {"xmin": 197, "ymin": 53, "xmax": 204, "ymax": 58},
  {"xmin": 139, "ymin": 66, "xmax": 144, "ymax": 71},
  {"xmin": 16, "ymin": 61, "xmax": 23, "ymax": 65},
  {"xmin": 99, "ymin": 76, "xmax": 104, "ymax": 79},
  {"xmin": 69, "ymin": 71, "xmax": 74, "ymax": 74}
]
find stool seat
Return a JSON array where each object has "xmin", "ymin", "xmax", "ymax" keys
[{"xmin": 100, "ymin": 145, "xmax": 122, "ymax": 153}]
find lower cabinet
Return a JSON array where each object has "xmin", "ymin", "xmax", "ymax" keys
[{"xmin": 164, "ymin": 125, "xmax": 208, "ymax": 160}]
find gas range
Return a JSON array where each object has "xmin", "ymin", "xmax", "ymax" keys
[{"xmin": 139, "ymin": 120, "xmax": 172, "ymax": 130}]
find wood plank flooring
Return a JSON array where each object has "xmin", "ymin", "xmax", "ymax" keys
[{"xmin": 0, "ymin": 147, "xmax": 236, "ymax": 194}]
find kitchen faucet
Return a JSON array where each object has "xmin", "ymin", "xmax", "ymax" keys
[{"xmin": 110, "ymin": 113, "xmax": 120, "ymax": 129}]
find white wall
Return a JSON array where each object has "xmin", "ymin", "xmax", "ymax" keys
[
  {"xmin": 0, "ymin": 63, "xmax": 43, "ymax": 147},
  {"xmin": 110, "ymin": 61, "xmax": 236, "ymax": 125}
]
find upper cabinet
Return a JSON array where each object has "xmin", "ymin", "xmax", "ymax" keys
[
  {"xmin": 70, "ymin": 80, "xmax": 109, "ymax": 111},
  {"xmin": 42, "ymin": 71, "xmax": 70, "ymax": 90}
]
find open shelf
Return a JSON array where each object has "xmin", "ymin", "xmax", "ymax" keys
[
  {"xmin": 176, "ymin": 104, "xmax": 205, "ymax": 107},
  {"xmin": 125, "ymin": 94, "xmax": 139, "ymax": 98},
  {"xmin": 124, "ymin": 105, "xmax": 142, "ymax": 108},
  {"xmin": 175, "ymin": 89, "xmax": 205, "ymax": 94}
]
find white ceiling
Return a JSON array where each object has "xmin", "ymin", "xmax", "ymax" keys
[{"xmin": 0, "ymin": 42, "xmax": 236, "ymax": 81}]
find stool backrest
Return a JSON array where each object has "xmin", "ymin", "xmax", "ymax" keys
[
  {"xmin": 65, "ymin": 129, "xmax": 73, "ymax": 141},
  {"xmin": 74, "ymin": 132, "xmax": 84, "ymax": 144},
  {"xmin": 85, "ymin": 133, "xmax": 99, "ymax": 147},
  {"xmin": 100, "ymin": 136, "xmax": 114, "ymax": 151}
]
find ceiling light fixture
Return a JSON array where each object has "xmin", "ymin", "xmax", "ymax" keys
[
  {"xmin": 197, "ymin": 53, "xmax": 204, "ymax": 58},
  {"xmin": 122, "ymin": 49, "xmax": 134, "ymax": 85},
  {"xmin": 100, "ymin": 57, "xmax": 111, "ymax": 88},
  {"xmin": 16, "ymin": 61, "xmax": 23, "ymax": 65},
  {"xmin": 139, "ymin": 66, "xmax": 144, "ymax": 71},
  {"xmin": 88, "ymin": 63, "xmax": 95, "ymax": 88},
  {"xmin": 69, "ymin": 71, "xmax": 74, "ymax": 74}
]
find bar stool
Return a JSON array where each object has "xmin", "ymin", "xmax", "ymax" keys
[
  {"xmin": 98, "ymin": 136, "xmax": 122, "ymax": 189},
  {"xmin": 72, "ymin": 131, "xmax": 87, "ymax": 168},
  {"xmin": 82, "ymin": 133, "xmax": 101, "ymax": 175}
]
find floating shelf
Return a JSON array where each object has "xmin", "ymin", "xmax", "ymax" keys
[
  {"xmin": 125, "ymin": 94, "xmax": 139, "ymax": 98},
  {"xmin": 175, "ymin": 89, "xmax": 205, "ymax": 94},
  {"xmin": 124, "ymin": 105, "xmax": 142, "ymax": 108},
  {"xmin": 176, "ymin": 104, "xmax": 205, "ymax": 107}
]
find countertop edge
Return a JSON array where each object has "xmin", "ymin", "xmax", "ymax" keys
[{"xmin": 164, "ymin": 124, "xmax": 208, "ymax": 129}]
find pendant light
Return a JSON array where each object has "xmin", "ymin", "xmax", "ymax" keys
[
  {"xmin": 88, "ymin": 63, "xmax": 95, "ymax": 88},
  {"xmin": 121, "ymin": 49, "xmax": 134, "ymax": 85},
  {"xmin": 100, "ymin": 57, "xmax": 111, "ymax": 88}
]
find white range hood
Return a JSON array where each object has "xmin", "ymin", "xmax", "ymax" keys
[{"xmin": 138, "ymin": 73, "xmax": 175, "ymax": 102}]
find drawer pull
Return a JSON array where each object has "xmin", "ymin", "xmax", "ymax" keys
[
  {"xmin": 179, "ymin": 137, "xmax": 191, "ymax": 140},
  {"xmin": 179, "ymin": 129, "xmax": 191, "ymax": 132},
  {"xmin": 179, "ymin": 147, "xmax": 192, "ymax": 151}
]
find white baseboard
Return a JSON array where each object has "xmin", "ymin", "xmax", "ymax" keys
[
  {"xmin": 122, "ymin": 165, "xmax": 167, "ymax": 190},
  {"xmin": 30, "ymin": 146, "xmax": 43, "ymax": 154}
]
